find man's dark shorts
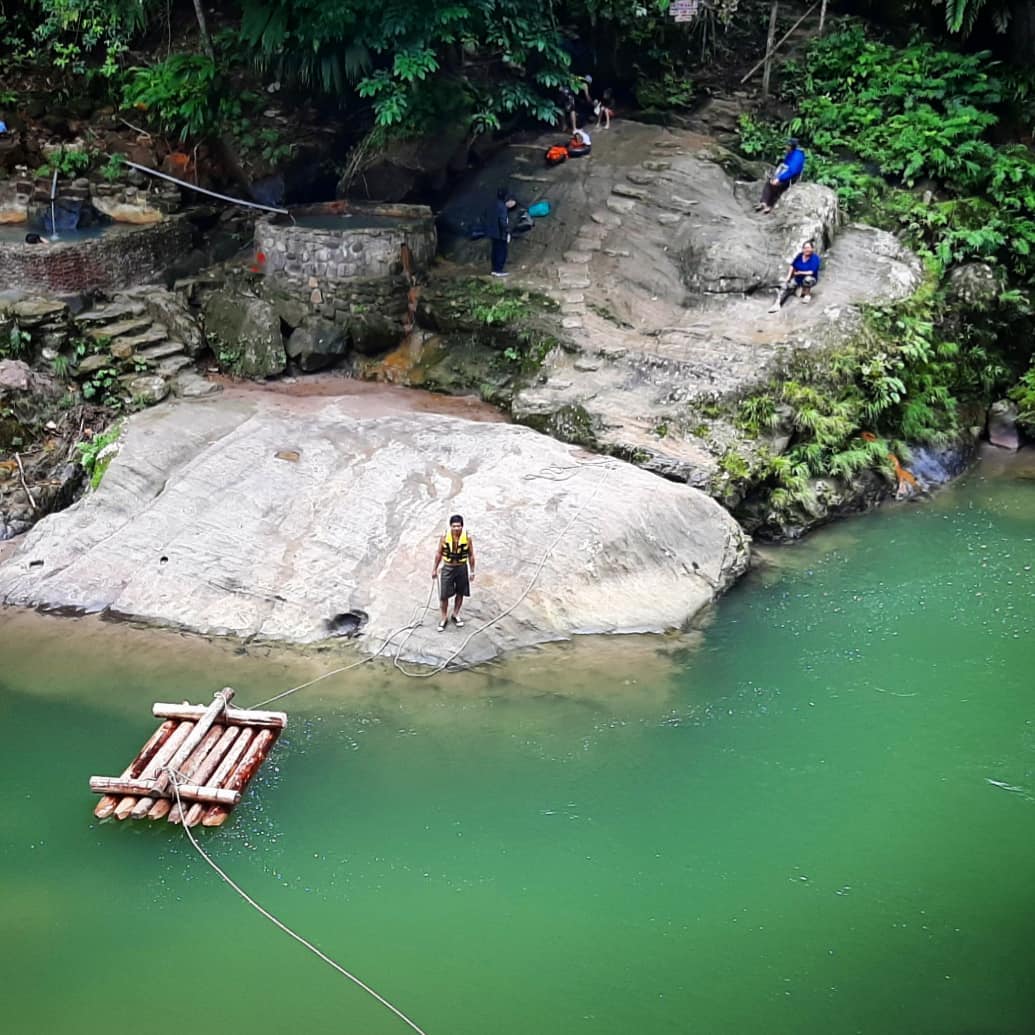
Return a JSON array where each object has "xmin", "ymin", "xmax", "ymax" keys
[{"xmin": 440, "ymin": 564, "xmax": 470, "ymax": 600}]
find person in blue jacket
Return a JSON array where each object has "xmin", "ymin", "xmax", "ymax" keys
[
  {"xmin": 757, "ymin": 138, "xmax": 806, "ymax": 214},
  {"xmin": 489, "ymin": 186, "xmax": 517, "ymax": 277},
  {"xmin": 787, "ymin": 239, "xmax": 821, "ymax": 303}
]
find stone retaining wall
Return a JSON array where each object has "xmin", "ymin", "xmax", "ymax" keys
[
  {"xmin": 254, "ymin": 204, "xmax": 437, "ymax": 283},
  {"xmin": 0, "ymin": 217, "xmax": 192, "ymax": 294}
]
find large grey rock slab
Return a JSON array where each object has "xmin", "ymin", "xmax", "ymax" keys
[{"xmin": 0, "ymin": 395, "xmax": 749, "ymax": 665}]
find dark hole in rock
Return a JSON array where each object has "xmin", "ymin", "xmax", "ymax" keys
[
  {"xmin": 160, "ymin": 556, "xmax": 169, "ymax": 564},
  {"xmin": 327, "ymin": 609, "xmax": 369, "ymax": 637},
  {"xmin": 29, "ymin": 559, "xmax": 44, "ymax": 568}
]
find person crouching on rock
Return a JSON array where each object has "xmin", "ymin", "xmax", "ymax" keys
[
  {"xmin": 432, "ymin": 514, "xmax": 476, "ymax": 631},
  {"xmin": 786, "ymin": 239, "xmax": 821, "ymax": 304},
  {"xmin": 756, "ymin": 138, "xmax": 806, "ymax": 215},
  {"xmin": 490, "ymin": 187, "xmax": 517, "ymax": 278}
]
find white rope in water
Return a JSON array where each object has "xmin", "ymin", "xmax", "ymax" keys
[
  {"xmin": 168, "ymin": 460, "xmax": 613, "ymax": 1035},
  {"xmin": 165, "ymin": 769, "xmax": 430, "ymax": 1035}
]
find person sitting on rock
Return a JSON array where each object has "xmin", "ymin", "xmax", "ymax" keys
[
  {"xmin": 785, "ymin": 239, "xmax": 821, "ymax": 304},
  {"xmin": 595, "ymin": 88, "xmax": 615, "ymax": 129},
  {"xmin": 756, "ymin": 138, "xmax": 806, "ymax": 215}
]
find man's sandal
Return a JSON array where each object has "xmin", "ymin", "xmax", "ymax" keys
[
  {"xmin": 437, "ymin": 620, "xmax": 447, "ymax": 631},
  {"xmin": 452, "ymin": 616, "xmax": 465, "ymax": 628}
]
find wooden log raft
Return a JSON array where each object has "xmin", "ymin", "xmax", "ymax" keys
[{"xmin": 90, "ymin": 688, "xmax": 286, "ymax": 826}]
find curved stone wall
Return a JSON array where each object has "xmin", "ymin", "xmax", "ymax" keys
[
  {"xmin": 254, "ymin": 203, "xmax": 437, "ymax": 283},
  {"xmin": 0, "ymin": 217, "xmax": 192, "ymax": 295}
]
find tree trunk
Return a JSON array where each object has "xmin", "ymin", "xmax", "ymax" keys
[
  {"xmin": 192, "ymin": 0, "xmax": 215, "ymax": 61},
  {"xmin": 819, "ymin": 0, "xmax": 828, "ymax": 34},
  {"xmin": 762, "ymin": 1, "xmax": 780, "ymax": 101}
]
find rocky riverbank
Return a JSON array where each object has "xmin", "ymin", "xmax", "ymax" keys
[{"xmin": 0, "ymin": 384, "xmax": 748, "ymax": 663}]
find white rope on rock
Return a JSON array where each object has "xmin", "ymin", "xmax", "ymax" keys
[
  {"xmin": 165, "ymin": 769, "xmax": 430, "ymax": 1035},
  {"xmin": 251, "ymin": 459, "xmax": 616, "ymax": 702}
]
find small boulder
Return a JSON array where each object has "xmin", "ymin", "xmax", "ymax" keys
[
  {"xmin": 76, "ymin": 353, "xmax": 112, "ymax": 376},
  {"xmin": 202, "ymin": 290, "xmax": 286, "ymax": 379},
  {"xmin": 173, "ymin": 371, "xmax": 222, "ymax": 398},
  {"xmin": 126, "ymin": 375, "xmax": 169, "ymax": 407},
  {"xmin": 286, "ymin": 319, "xmax": 349, "ymax": 372},
  {"xmin": 12, "ymin": 298, "xmax": 68, "ymax": 328},
  {"xmin": 348, "ymin": 313, "xmax": 401, "ymax": 356},
  {"xmin": 946, "ymin": 262, "xmax": 1001, "ymax": 309},
  {"xmin": 987, "ymin": 399, "xmax": 1020, "ymax": 450}
]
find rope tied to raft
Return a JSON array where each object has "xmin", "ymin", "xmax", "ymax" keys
[
  {"xmin": 250, "ymin": 459, "xmax": 616, "ymax": 704},
  {"xmin": 164, "ymin": 766, "xmax": 431, "ymax": 1035}
]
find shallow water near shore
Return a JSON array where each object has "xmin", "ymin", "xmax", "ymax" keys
[{"xmin": 2, "ymin": 449, "xmax": 1034, "ymax": 1034}]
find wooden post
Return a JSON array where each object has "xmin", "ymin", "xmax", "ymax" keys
[
  {"xmin": 151, "ymin": 689, "xmax": 234, "ymax": 798},
  {"xmin": 94, "ymin": 719, "xmax": 176, "ymax": 819},
  {"xmin": 153, "ymin": 702, "xmax": 287, "ymax": 729},
  {"xmin": 762, "ymin": 1, "xmax": 779, "ymax": 100},
  {"xmin": 202, "ymin": 730, "xmax": 277, "ymax": 827},
  {"xmin": 183, "ymin": 728, "xmax": 253, "ymax": 827}
]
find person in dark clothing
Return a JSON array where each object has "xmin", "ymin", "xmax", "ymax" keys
[
  {"xmin": 489, "ymin": 187, "xmax": 517, "ymax": 277},
  {"xmin": 757, "ymin": 138, "xmax": 806, "ymax": 214},
  {"xmin": 24, "ymin": 232, "xmax": 47, "ymax": 245}
]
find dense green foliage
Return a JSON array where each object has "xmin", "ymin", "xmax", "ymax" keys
[{"xmin": 733, "ymin": 20, "xmax": 1035, "ymax": 518}]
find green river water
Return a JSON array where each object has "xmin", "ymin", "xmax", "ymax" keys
[{"xmin": 2, "ymin": 449, "xmax": 1033, "ymax": 1034}]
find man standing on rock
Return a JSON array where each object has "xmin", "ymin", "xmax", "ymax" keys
[
  {"xmin": 432, "ymin": 514, "xmax": 476, "ymax": 631},
  {"xmin": 490, "ymin": 187, "xmax": 516, "ymax": 277}
]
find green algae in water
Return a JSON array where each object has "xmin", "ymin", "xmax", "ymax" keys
[{"xmin": 1, "ymin": 454, "xmax": 1034, "ymax": 1034}]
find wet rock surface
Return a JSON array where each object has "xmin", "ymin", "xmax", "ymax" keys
[{"xmin": 0, "ymin": 391, "xmax": 749, "ymax": 664}]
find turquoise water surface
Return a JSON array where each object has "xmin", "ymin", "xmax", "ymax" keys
[{"xmin": 1, "ymin": 451, "xmax": 1033, "ymax": 1034}]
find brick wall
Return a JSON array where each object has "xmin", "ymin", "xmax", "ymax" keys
[{"xmin": 0, "ymin": 217, "xmax": 193, "ymax": 294}]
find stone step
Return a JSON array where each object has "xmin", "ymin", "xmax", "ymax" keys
[
  {"xmin": 157, "ymin": 354, "xmax": 193, "ymax": 377},
  {"xmin": 612, "ymin": 184, "xmax": 649, "ymax": 200},
  {"xmin": 605, "ymin": 196, "xmax": 635, "ymax": 214},
  {"xmin": 136, "ymin": 339, "xmax": 186, "ymax": 360},
  {"xmin": 86, "ymin": 315, "xmax": 153, "ymax": 341},
  {"xmin": 563, "ymin": 251, "xmax": 593, "ymax": 264},
  {"xmin": 76, "ymin": 301, "xmax": 148, "ymax": 325}
]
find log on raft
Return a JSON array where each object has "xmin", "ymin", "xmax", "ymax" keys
[
  {"xmin": 183, "ymin": 728, "xmax": 252, "ymax": 828},
  {"xmin": 166, "ymin": 725, "xmax": 234, "ymax": 823},
  {"xmin": 152, "ymin": 702, "xmax": 287, "ymax": 729},
  {"xmin": 102, "ymin": 720, "xmax": 196, "ymax": 820},
  {"xmin": 148, "ymin": 724, "xmax": 227, "ymax": 820},
  {"xmin": 150, "ymin": 688, "xmax": 234, "ymax": 798},
  {"xmin": 89, "ymin": 775, "xmax": 239, "ymax": 804},
  {"xmin": 168, "ymin": 728, "xmax": 239, "ymax": 823},
  {"xmin": 202, "ymin": 729, "xmax": 277, "ymax": 827},
  {"xmin": 94, "ymin": 719, "xmax": 177, "ymax": 819}
]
